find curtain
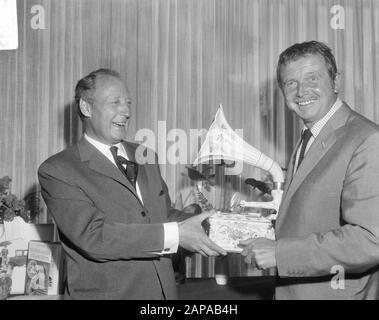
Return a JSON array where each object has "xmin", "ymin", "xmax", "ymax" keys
[{"xmin": 1, "ymin": 0, "xmax": 378, "ymax": 276}]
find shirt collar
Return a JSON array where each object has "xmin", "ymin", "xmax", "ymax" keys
[
  {"xmin": 303, "ymin": 97, "xmax": 343, "ymax": 138},
  {"xmin": 84, "ymin": 134, "xmax": 127, "ymax": 158}
]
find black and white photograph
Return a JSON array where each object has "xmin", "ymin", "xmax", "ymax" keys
[{"xmin": 1, "ymin": 0, "xmax": 379, "ymax": 306}]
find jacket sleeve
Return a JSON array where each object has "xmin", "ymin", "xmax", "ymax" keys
[
  {"xmin": 276, "ymin": 132, "xmax": 379, "ymax": 277},
  {"xmin": 38, "ymin": 160, "xmax": 166, "ymax": 262},
  {"xmin": 152, "ymin": 154, "xmax": 197, "ymax": 222}
]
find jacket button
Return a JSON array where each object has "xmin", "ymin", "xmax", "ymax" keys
[{"xmin": 141, "ymin": 211, "xmax": 146, "ymax": 217}]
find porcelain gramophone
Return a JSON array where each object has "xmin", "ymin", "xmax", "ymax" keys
[{"xmin": 192, "ymin": 105, "xmax": 284, "ymax": 251}]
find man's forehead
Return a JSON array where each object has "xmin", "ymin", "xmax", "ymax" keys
[
  {"xmin": 96, "ymin": 74, "xmax": 124, "ymax": 87},
  {"xmin": 281, "ymin": 54, "xmax": 327, "ymax": 76},
  {"xmin": 94, "ymin": 74, "xmax": 128, "ymax": 95}
]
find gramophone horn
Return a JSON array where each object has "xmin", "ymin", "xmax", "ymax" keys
[{"xmin": 193, "ymin": 105, "xmax": 284, "ymax": 215}]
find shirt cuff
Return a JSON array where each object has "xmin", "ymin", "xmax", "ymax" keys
[{"xmin": 161, "ymin": 222, "xmax": 179, "ymax": 254}]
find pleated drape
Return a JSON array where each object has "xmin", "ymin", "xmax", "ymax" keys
[{"xmin": 1, "ymin": 0, "xmax": 378, "ymax": 276}]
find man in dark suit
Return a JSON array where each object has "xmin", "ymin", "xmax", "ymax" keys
[
  {"xmin": 38, "ymin": 69, "xmax": 226, "ymax": 300},
  {"xmin": 240, "ymin": 41, "xmax": 379, "ymax": 299}
]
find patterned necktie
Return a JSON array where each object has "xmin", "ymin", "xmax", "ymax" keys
[
  {"xmin": 297, "ymin": 129, "xmax": 312, "ymax": 170},
  {"xmin": 109, "ymin": 146, "xmax": 138, "ymax": 189}
]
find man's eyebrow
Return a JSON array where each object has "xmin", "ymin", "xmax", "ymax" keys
[
  {"xmin": 282, "ymin": 78, "xmax": 296, "ymax": 84},
  {"xmin": 304, "ymin": 71, "xmax": 318, "ymax": 75},
  {"xmin": 284, "ymin": 71, "xmax": 318, "ymax": 81}
]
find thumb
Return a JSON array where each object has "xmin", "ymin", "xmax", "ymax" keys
[
  {"xmin": 195, "ymin": 210, "xmax": 216, "ymax": 222},
  {"xmin": 239, "ymin": 238, "xmax": 256, "ymax": 246}
]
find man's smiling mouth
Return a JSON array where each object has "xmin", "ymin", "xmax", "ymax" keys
[
  {"xmin": 297, "ymin": 99, "xmax": 317, "ymax": 106},
  {"xmin": 113, "ymin": 121, "xmax": 126, "ymax": 127},
  {"xmin": 112, "ymin": 115, "xmax": 129, "ymax": 127}
]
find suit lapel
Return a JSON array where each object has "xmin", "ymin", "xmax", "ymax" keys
[
  {"xmin": 77, "ymin": 138, "xmax": 142, "ymax": 204},
  {"xmin": 122, "ymin": 142, "xmax": 151, "ymax": 209},
  {"xmin": 282, "ymin": 124, "xmax": 337, "ymax": 205},
  {"xmin": 276, "ymin": 103, "xmax": 352, "ymax": 230},
  {"xmin": 122, "ymin": 143, "xmax": 166, "ymax": 223},
  {"xmin": 281, "ymin": 138, "xmax": 302, "ymax": 200}
]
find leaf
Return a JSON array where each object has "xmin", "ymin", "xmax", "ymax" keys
[
  {"xmin": 0, "ymin": 178, "xmax": 29, "ymax": 222},
  {"xmin": 14, "ymin": 199, "xmax": 25, "ymax": 211},
  {"xmin": 4, "ymin": 194, "xmax": 16, "ymax": 206},
  {"xmin": 3, "ymin": 208, "xmax": 15, "ymax": 222},
  {"xmin": 0, "ymin": 176, "xmax": 11, "ymax": 187}
]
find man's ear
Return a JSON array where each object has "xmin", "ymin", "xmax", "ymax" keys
[
  {"xmin": 79, "ymin": 99, "xmax": 92, "ymax": 118},
  {"xmin": 333, "ymin": 73, "xmax": 341, "ymax": 94}
]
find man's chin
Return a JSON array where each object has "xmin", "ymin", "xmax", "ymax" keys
[
  {"xmin": 111, "ymin": 129, "xmax": 128, "ymax": 142},
  {"xmin": 295, "ymin": 106, "xmax": 318, "ymax": 120},
  {"xmin": 111, "ymin": 136, "xmax": 126, "ymax": 144},
  {"xmin": 106, "ymin": 132, "xmax": 123, "ymax": 143}
]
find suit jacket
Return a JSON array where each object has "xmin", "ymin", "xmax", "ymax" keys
[
  {"xmin": 275, "ymin": 103, "xmax": 379, "ymax": 300},
  {"xmin": 38, "ymin": 137, "xmax": 184, "ymax": 300}
]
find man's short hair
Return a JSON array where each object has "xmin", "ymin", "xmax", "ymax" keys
[
  {"xmin": 74, "ymin": 68, "xmax": 122, "ymax": 120},
  {"xmin": 276, "ymin": 40, "xmax": 338, "ymax": 87}
]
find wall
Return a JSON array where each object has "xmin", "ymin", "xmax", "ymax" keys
[{"xmin": 0, "ymin": 0, "xmax": 378, "ymax": 274}]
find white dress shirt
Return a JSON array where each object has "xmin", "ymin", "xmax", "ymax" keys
[
  {"xmin": 293, "ymin": 98, "xmax": 343, "ymax": 176},
  {"xmin": 84, "ymin": 134, "xmax": 179, "ymax": 254}
]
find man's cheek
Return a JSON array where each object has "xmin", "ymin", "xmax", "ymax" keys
[{"xmin": 286, "ymin": 101, "xmax": 297, "ymax": 111}]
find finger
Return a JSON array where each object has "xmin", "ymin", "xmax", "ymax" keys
[
  {"xmin": 194, "ymin": 226, "xmax": 226, "ymax": 255},
  {"xmin": 197, "ymin": 248, "xmax": 208, "ymax": 257},
  {"xmin": 253, "ymin": 254, "xmax": 267, "ymax": 270},
  {"xmin": 255, "ymin": 262, "xmax": 266, "ymax": 270},
  {"xmin": 199, "ymin": 246, "xmax": 219, "ymax": 257},
  {"xmin": 203, "ymin": 238, "xmax": 227, "ymax": 256},
  {"xmin": 243, "ymin": 253, "xmax": 254, "ymax": 264},
  {"xmin": 195, "ymin": 211, "xmax": 216, "ymax": 222},
  {"xmin": 240, "ymin": 247, "xmax": 251, "ymax": 256},
  {"xmin": 239, "ymin": 238, "xmax": 256, "ymax": 246},
  {"xmin": 204, "ymin": 244, "xmax": 227, "ymax": 256}
]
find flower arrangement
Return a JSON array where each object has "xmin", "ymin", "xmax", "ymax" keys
[
  {"xmin": 0, "ymin": 271, "xmax": 12, "ymax": 300},
  {"xmin": 0, "ymin": 176, "xmax": 28, "ymax": 223}
]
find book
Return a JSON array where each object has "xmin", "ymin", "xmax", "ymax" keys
[
  {"xmin": 24, "ymin": 241, "xmax": 64, "ymax": 296},
  {"xmin": 2, "ymin": 217, "xmax": 55, "ymax": 294}
]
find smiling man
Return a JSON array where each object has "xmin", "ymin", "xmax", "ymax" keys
[
  {"xmin": 240, "ymin": 41, "xmax": 379, "ymax": 299},
  {"xmin": 79, "ymin": 72, "xmax": 133, "ymax": 145},
  {"xmin": 280, "ymin": 53, "xmax": 339, "ymax": 128},
  {"xmin": 38, "ymin": 69, "xmax": 226, "ymax": 300}
]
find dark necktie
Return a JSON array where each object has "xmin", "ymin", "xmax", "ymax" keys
[
  {"xmin": 110, "ymin": 146, "xmax": 138, "ymax": 189},
  {"xmin": 297, "ymin": 129, "xmax": 312, "ymax": 170}
]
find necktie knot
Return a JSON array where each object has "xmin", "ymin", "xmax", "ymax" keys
[
  {"xmin": 116, "ymin": 155, "xmax": 128, "ymax": 166},
  {"xmin": 110, "ymin": 146, "xmax": 138, "ymax": 188}
]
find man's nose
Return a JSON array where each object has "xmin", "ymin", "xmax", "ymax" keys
[
  {"xmin": 119, "ymin": 99, "xmax": 130, "ymax": 113},
  {"xmin": 296, "ymin": 82, "xmax": 307, "ymax": 97}
]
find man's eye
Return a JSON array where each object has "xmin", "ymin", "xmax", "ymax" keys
[
  {"xmin": 112, "ymin": 100, "xmax": 120, "ymax": 104},
  {"xmin": 285, "ymin": 81, "xmax": 296, "ymax": 89},
  {"xmin": 309, "ymin": 75, "xmax": 317, "ymax": 82}
]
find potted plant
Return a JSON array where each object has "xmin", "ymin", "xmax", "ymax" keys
[
  {"xmin": 0, "ymin": 176, "xmax": 29, "ymax": 224},
  {"xmin": 0, "ymin": 176, "xmax": 42, "ymax": 299}
]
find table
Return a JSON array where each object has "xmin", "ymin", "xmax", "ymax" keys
[
  {"xmin": 7, "ymin": 277, "xmax": 276, "ymax": 300},
  {"xmin": 178, "ymin": 276, "xmax": 275, "ymax": 300}
]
